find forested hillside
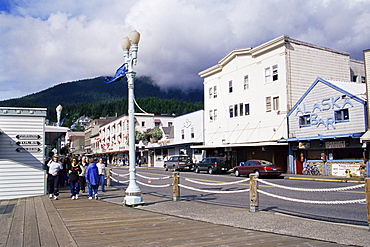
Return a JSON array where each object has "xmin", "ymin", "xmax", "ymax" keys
[{"xmin": 0, "ymin": 76, "xmax": 204, "ymax": 126}]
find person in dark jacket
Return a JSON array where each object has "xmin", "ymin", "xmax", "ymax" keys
[
  {"xmin": 68, "ymin": 157, "xmax": 82, "ymax": 200},
  {"xmin": 86, "ymin": 158, "xmax": 99, "ymax": 200}
]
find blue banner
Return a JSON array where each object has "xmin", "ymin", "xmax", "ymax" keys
[{"xmin": 104, "ymin": 64, "xmax": 128, "ymax": 83}]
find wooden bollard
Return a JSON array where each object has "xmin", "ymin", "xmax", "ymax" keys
[
  {"xmin": 173, "ymin": 172, "xmax": 180, "ymax": 201},
  {"xmin": 365, "ymin": 178, "xmax": 370, "ymax": 231},
  {"xmin": 249, "ymin": 173, "xmax": 259, "ymax": 212},
  {"xmin": 106, "ymin": 168, "xmax": 112, "ymax": 187}
]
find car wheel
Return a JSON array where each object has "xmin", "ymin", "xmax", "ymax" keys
[
  {"xmin": 235, "ymin": 169, "xmax": 240, "ymax": 177},
  {"xmin": 164, "ymin": 165, "xmax": 168, "ymax": 171},
  {"xmin": 254, "ymin": 170, "xmax": 261, "ymax": 178},
  {"xmin": 195, "ymin": 167, "xmax": 200, "ymax": 173},
  {"xmin": 208, "ymin": 167, "xmax": 213, "ymax": 174}
]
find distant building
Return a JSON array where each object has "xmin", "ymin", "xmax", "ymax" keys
[{"xmin": 198, "ymin": 35, "xmax": 365, "ymax": 172}]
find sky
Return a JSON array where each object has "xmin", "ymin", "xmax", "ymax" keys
[{"xmin": 0, "ymin": 0, "xmax": 369, "ymax": 101}]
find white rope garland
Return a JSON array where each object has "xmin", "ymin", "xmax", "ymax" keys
[
  {"xmin": 257, "ymin": 179, "xmax": 365, "ymax": 192},
  {"xmin": 179, "ymin": 184, "xmax": 250, "ymax": 194},
  {"xmin": 136, "ymin": 173, "xmax": 172, "ymax": 180},
  {"xmin": 110, "ymin": 177, "xmax": 129, "ymax": 184},
  {"xmin": 184, "ymin": 177, "xmax": 250, "ymax": 186},
  {"xmin": 257, "ymin": 189, "xmax": 366, "ymax": 204},
  {"xmin": 136, "ymin": 181, "xmax": 172, "ymax": 188},
  {"xmin": 110, "ymin": 171, "xmax": 129, "ymax": 177}
]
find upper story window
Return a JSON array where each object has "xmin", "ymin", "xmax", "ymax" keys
[
  {"xmin": 229, "ymin": 80, "xmax": 233, "ymax": 93},
  {"xmin": 214, "ymin": 109, "xmax": 217, "ymax": 121},
  {"xmin": 141, "ymin": 121, "xmax": 145, "ymax": 127},
  {"xmin": 234, "ymin": 104, "xmax": 238, "ymax": 117},
  {"xmin": 273, "ymin": 96, "xmax": 280, "ymax": 111},
  {"xmin": 244, "ymin": 75, "xmax": 249, "ymax": 90},
  {"xmin": 265, "ymin": 64, "xmax": 278, "ymax": 83},
  {"xmin": 191, "ymin": 127, "xmax": 195, "ymax": 138},
  {"xmin": 335, "ymin": 109, "xmax": 349, "ymax": 123},
  {"xmin": 181, "ymin": 129, "xmax": 185, "ymax": 139},
  {"xmin": 239, "ymin": 103, "xmax": 243, "ymax": 116},
  {"xmin": 209, "ymin": 110, "xmax": 213, "ymax": 122},
  {"xmin": 266, "ymin": 96, "xmax": 272, "ymax": 112},
  {"xmin": 214, "ymin": 86, "xmax": 217, "ymax": 98},
  {"xmin": 299, "ymin": 115, "xmax": 311, "ymax": 127},
  {"xmin": 245, "ymin": 104, "xmax": 250, "ymax": 115},
  {"xmin": 229, "ymin": 105, "xmax": 234, "ymax": 118},
  {"xmin": 168, "ymin": 122, "xmax": 173, "ymax": 127},
  {"xmin": 209, "ymin": 87, "xmax": 213, "ymax": 99}
]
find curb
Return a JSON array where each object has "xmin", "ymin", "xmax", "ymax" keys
[{"xmin": 284, "ymin": 176, "xmax": 365, "ymax": 183}]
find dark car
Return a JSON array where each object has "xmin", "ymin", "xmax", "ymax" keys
[
  {"xmin": 194, "ymin": 157, "xmax": 228, "ymax": 174},
  {"xmin": 233, "ymin": 160, "xmax": 282, "ymax": 177},
  {"xmin": 164, "ymin": 155, "xmax": 194, "ymax": 171}
]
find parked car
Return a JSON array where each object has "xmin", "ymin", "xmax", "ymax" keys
[
  {"xmin": 194, "ymin": 157, "xmax": 228, "ymax": 174},
  {"xmin": 164, "ymin": 155, "xmax": 194, "ymax": 171},
  {"xmin": 233, "ymin": 160, "xmax": 282, "ymax": 177}
]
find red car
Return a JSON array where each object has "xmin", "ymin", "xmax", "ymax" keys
[{"xmin": 233, "ymin": 160, "xmax": 282, "ymax": 177}]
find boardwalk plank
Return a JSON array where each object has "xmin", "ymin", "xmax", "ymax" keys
[
  {"xmin": 7, "ymin": 198, "xmax": 25, "ymax": 247},
  {"xmin": 0, "ymin": 200, "xmax": 15, "ymax": 246},
  {"xmin": 24, "ymin": 197, "xmax": 40, "ymax": 247},
  {"xmin": 34, "ymin": 196, "xmax": 59, "ymax": 247},
  {"xmin": 43, "ymin": 196, "xmax": 77, "ymax": 247}
]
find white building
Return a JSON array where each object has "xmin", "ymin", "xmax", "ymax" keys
[
  {"xmin": 0, "ymin": 107, "xmax": 47, "ymax": 200},
  {"xmin": 198, "ymin": 35, "xmax": 365, "ymax": 171},
  {"xmin": 94, "ymin": 113, "xmax": 174, "ymax": 166}
]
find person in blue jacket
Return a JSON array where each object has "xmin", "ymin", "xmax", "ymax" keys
[{"xmin": 86, "ymin": 158, "xmax": 99, "ymax": 200}]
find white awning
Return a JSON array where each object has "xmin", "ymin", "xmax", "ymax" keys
[
  {"xmin": 360, "ymin": 130, "xmax": 370, "ymax": 143},
  {"xmin": 191, "ymin": 141, "xmax": 287, "ymax": 149}
]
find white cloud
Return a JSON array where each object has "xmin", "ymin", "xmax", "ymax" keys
[{"xmin": 0, "ymin": 0, "xmax": 369, "ymax": 100}]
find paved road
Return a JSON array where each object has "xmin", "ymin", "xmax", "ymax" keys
[{"xmin": 109, "ymin": 166, "xmax": 368, "ymax": 226}]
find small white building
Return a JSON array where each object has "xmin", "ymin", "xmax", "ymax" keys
[
  {"xmin": 0, "ymin": 107, "xmax": 47, "ymax": 200},
  {"xmin": 280, "ymin": 77, "xmax": 367, "ymax": 176}
]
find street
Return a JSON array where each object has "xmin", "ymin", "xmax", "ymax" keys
[{"xmin": 109, "ymin": 166, "xmax": 368, "ymax": 226}]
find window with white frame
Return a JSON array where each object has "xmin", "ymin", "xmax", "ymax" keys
[
  {"xmin": 229, "ymin": 80, "xmax": 233, "ymax": 93},
  {"xmin": 141, "ymin": 121, "xmax": 145, "ymax": 127},
  {"xmin": 265, "ymin": 65, "xmax": 278, "ymax": 83},
  {"xmin": 266, "ymin": 96, "xmax": 272, "ymax": 112},
  {"xmin": 214, "ymin": 109, "xmax": 217, "ymax": 121},
  {"xmin": 209, "ymin": 87, "xmax": 213, "ymax": 99},
  {"xmin": 209, "ymin": 110, "xmax": 213, "ymax": 121},
  {"xmin": 229, "ymin": 105, "xmax": 234, "ymax": 118},
  {"xmin": 273, "ymin": 96, "xmax": 280, "ymax": 111},
  {"xmin": 234, "ymin": 104, "xmax": 238, "ymax": 117},
  {"xmin": 191, "ymin": 127, "xmax": 194, "ymax": 138},
  {"xmin": 264, "ymin": 67, "xmax": 271, "ymax": 83},
  {"xmin": 239, "ymin": 103, "xmax": 243, "ymax": 116},
  {"xmin": 272, "ymin": 65, "xmax": 278, "ymax": 81},
  {"xmin": 181, "ymin": 129, "xmax": 185, "ymax": 139},
  {"xmin": 244, "ymin": 75, "xmax": 249, "ymax": 90},
  {"xmin": 213, "ymin": 86, "xmax": 217, "ymax": 98}
]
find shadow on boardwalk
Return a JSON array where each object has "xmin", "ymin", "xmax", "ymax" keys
[{"xmin": 0, "ymin": 188, "xmax": 360, "ymax": 247}]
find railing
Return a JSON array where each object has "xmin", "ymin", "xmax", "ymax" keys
[{"xmin": 108, "ymin": 169, "xmax": 370, "ymax": 229}]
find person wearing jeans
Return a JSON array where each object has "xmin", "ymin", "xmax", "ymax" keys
[
  {"xmin": 86, "ymin": 158, "xmax": 99, "ymax": 200},
  {"xmin": 68, "ymin": 157, "xmax": 81, "ymax": 200},
  {"xmin": 96, "ymin": 158, "xmax": 106, "ymax": 192}
]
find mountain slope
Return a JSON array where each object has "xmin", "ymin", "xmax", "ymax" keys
[{"xmin": 0, "ymin": 76, "xmax": 204, "ymax": 109}]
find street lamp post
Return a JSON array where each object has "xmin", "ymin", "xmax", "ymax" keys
[{"xmin": 122, "ymin": 30, "xmax": 144, "ymax": 206}]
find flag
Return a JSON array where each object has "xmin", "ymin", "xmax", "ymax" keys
[{"xmin": 104, "ymin": 64, "xmax": 128, "ymax": 83}]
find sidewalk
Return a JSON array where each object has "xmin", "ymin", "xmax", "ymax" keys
[{"xmin": 1, "ymin": 190, "xmax": 351, "ymax": 247}]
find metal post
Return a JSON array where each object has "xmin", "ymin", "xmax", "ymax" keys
[
  {"xmin": 173, "ymin": 172, "xmax": 180, "ymax": 201},
  {"xmin": 365, "ymin": 178, "xmax": 370, "ymax": 231},
  {"xmin": 249, "ymin": 173, "xmax": 259, "ymax": 212},
  {"xmin": 106, "ymin": 168, "xmax": 112, "ymax": 187}
]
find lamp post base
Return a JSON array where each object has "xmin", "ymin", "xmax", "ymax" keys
[{"xmin": 124, "ymin": 194, "xmax": 144, "ymax": 207}]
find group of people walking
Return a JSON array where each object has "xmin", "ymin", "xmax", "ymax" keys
[{"xmin": 45, "ymin": 155, "xmax": 107, "ymax": 200}]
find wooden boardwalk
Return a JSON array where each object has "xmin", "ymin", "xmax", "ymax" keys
[{"xmin": 0, "ymin": 191, "xmax": 344, "ymax": 247}]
